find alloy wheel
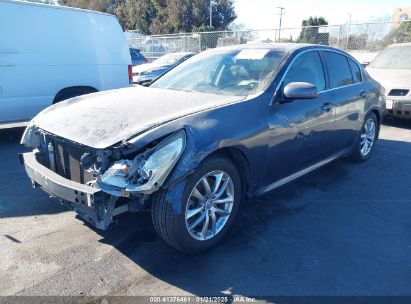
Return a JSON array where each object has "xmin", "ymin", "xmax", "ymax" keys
[
  {"xmin": 185, "ymin": 170, "xmax": 234, "ymax": 241},
  {"xmin": 360, "ymin": 117, "xmax": 376, "ymax": 156}
]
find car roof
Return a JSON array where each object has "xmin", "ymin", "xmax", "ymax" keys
[
  {"xmin": 209, "ymin": 43, "xmax": 365, "ymax": 65},
  {"xmin": 208, "ymin": 43, "xmax": 345, "ymax": 55}
]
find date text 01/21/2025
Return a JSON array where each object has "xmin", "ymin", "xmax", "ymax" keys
[{"xmin": 148, "ymin": 296, "xmax": 256, "ymax": 303}]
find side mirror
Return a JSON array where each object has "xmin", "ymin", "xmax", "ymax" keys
[{"xmin": 283, "ymin": 82, "xmax": 319, "ymax": 100}]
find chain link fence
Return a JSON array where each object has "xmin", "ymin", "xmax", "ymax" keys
[{"xmin": 127, "ymin": 20, "xmax": 411, "ymax": 63}]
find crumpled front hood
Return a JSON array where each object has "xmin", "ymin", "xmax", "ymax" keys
[
  {"xmin": 32, "ymin": 86, "xmax": 244, "ymax": 149},
  {"xmin": 367, "ymin": 67, "xmax": 411, "ymax": 91}
]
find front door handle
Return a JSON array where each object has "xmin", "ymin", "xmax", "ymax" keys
[
  {"xmin": 360, "ymin": 90, "xmax": 367, "ymax": 98},
  {"xmin": 322, "ymin": 103, "xmax": 335, "ymax": 112}
]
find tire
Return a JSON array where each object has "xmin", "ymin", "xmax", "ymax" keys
[
  {"xmin": 348, "ymin": 112, "xmax": 378, "ymax": 162},
  {"xmin": 151, "ymin": 155, "xmax": 241, "ymax": 254}
]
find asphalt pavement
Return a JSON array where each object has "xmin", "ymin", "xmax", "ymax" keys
[{"xmin": 1, "ymin": 119, "xmax": 411, "ymax": 298}]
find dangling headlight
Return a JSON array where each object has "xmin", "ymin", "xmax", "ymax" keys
[{"xmin": 97, "ymin": 130, "xmax": 186, "ymax": 196}]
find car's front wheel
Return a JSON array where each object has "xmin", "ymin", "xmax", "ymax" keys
[
  {"xmin": 151, "ymin": 155, "xmax": 241, "ymax": 254},
  {"xmin": 348, "ymin": 112, "xmax": 378, "ymax": 162}
]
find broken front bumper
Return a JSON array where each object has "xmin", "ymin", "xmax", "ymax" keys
[{"xmin": 21, "ymin": 151, "xmax": 122, "ymax": 230}]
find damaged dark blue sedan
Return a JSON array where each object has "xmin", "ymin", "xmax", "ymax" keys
[{"xmin": 21, "ymin": 44, "xmax": 384, "ymax": 253}]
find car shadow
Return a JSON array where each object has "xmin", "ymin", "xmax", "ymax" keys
[
  {"xmin": 383, "ymin": 116, "xmax": 411, "ymax": 130},
  {"xmin": 0, "ymin": 128, "xmax": 67, "ymax": 218},
  {"xmin": 95, "ymin": 137, "xmax": 411, "ymax": 297}
]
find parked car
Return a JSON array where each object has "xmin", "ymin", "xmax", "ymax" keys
[
  {"xmin": 21, "ymin": 44, "xmax": 384, "ymax": 253},
  {"xmin": 129, "ymin": 48, "xmax": 148, "ymax": 66},
  {"xmin": 367, "ymin": 43, "xmax": 411, "ymax": 119},
  {"xmin": 140, "ymin": 38, "xmax": 166, "ymax": 57},
  {"xmin": 0, "ymin": 0, "xmax": 132, "ymax": 129},
  {"xmin": 132, "ymin": 52, "xmax": 195, "ymax": 85}
]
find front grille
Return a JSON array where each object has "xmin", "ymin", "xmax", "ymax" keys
[
  {"xmin": 43, "ymin": 136, "xmax": 95, "ymax": 184},
  {"xmin": 392, "ymin": 110, "xmax": 411, "ymax": 116},
  {"xmin": 388, "ymin": 89, "xmax": 409, "ymax": 97}
]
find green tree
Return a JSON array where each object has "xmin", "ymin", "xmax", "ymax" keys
[
  {"xmin": 209, "ymin": 0, "xmax": 237, "ymax": 30},
  {"xmin": 26, "ymin": 0, "xmax": 62, "ymax": 4},
  {"xmin": 121, "ymin": 0, "xmax": 157, "ymax": 33},
  {"xmin": 298, "ymin": 16, "xmax": 329, "ymax": 44},
  {"xmin": 61, "ymin": 0, "xmax": 118, "ymax": 13},
  {"xmin": 347, "ymin": 33, "xmax": 368, "ymax": 50},
  {"xmin": 383, "ymin": 21, "xmax": 411, "ymax": 45},
  {"xmin": 149, "ymin": 0, "xmax": 236, "ymax": 34},
  {"xmin": 192, "ymin": 25, "xmax": 215, "ymax": 32},
  {"xmin": 62, "ymin": 0, "xmax": 236, "ymax": 34}
]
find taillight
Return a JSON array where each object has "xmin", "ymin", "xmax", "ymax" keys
[
  {"xmin": 128, "ymin": 65, "xmax": 133, "ymax": 85},
  {"xmin": 144, "ymin": 58, "xmax": 149, "ymax": 63}
]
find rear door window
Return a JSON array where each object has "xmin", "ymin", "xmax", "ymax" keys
[
  {"xmin": 322, "ymin": 51, "xmax": 354, "ymax": 88},
  {"xmin": 348, "ymin": 58, "xmax": 362, "ymax": 83}
]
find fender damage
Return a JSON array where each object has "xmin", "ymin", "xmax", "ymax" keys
[{"xmin": 20, "ymin": 85, "xmax": 246, "ymax": 229}]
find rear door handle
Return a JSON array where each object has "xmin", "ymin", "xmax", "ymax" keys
[{"xmin": 322, "ymin": 103, "xmax": 335, "ymax": 112}]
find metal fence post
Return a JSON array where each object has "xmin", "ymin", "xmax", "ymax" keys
[
  {"xmin": 365, "ymin": 24, "xmax": 369, "ymax": 51},
  {"xmin": 337, "ymin": 25, "xmax": 342, "ymax": 48}
]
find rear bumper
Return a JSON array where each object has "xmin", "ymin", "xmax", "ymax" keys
[{"xmin": 21, "ymin": 151, "xmax": 122, "ymax": 229}]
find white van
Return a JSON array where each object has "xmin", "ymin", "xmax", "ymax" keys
[{"xmin": 0, "ymin": 0, "xmax": 132, "ymax": 128}]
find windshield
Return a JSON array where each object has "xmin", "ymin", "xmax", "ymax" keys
[
  {"xmin": 153, "ymin": 54, "xmax": 186, "ymax": 65},
  {"xmin": 370, "ymin": 45, "xmax": 411, "ymax": 69},
  {"xmin": 151, "ymin": 48, "xmax": 286, "ymax": 96}
]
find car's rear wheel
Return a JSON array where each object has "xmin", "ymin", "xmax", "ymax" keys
[
  {"xmin": 348, "ymin": 112, "xmax": 378, "ymax": 162},
  {"xmin": 151, "ymin": 155, "xmax": 241, "ymax": 254}
]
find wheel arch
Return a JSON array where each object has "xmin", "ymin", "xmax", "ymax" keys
[
  {"xmin": 203, "ymin": 146, "xmax": 251, "ymax": 201},
  {"xmin": 367, "ymin": 107, "xmax": 382, "ymax": 139},
  {"xmin": 53, "ymin": 86, "xmax": 98, "ymax": 104}
]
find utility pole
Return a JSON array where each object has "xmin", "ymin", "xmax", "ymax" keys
[
  {"xmin": 210, "ymin": 0, "xmax": 213, "ymax": 27},
  {"xmin": 277, "ymin": 7, "xmax": 285, "ymax": 42}
]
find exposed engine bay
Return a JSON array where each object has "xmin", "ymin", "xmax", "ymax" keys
[{"xmin": 20, "ymin": 124, "xmax": 186, "ymax": 229}]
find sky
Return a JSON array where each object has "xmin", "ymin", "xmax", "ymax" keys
[{"xmin": 234, "ymin": 0, "xmax": 411, "ymax": 30}]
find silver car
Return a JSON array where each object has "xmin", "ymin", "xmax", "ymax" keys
[
  {"xmin": 367, "ymin": 43, "xmax": 411, "ymax": 119},
  {"xmin": 132, "ymin": 52, "xmax": 194, "ymax": 86}
]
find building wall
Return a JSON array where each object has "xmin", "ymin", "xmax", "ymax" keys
[{"xmin": 392, "ymin": 8, "xmax": 411, "ymax": 22}]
